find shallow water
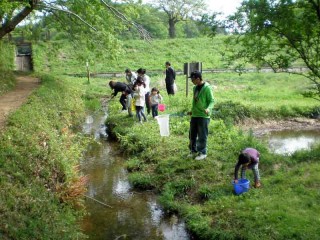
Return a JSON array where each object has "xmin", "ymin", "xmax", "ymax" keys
[
  {"xmin": 265, "ymin": 129, "xmax": 320, "ymax": 155},
  {"xmin": 81, "ymin": 113, "xmax": 190, "ymax": 239}
]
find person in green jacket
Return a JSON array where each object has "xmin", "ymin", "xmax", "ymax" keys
[{"xmin": 188, "ymin": 71, "xmax": 214, "ymax": 160}]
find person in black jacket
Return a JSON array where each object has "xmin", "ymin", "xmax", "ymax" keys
[
  {"xmin": 165, "ymin": 61, "xmax": 176, "ymax": 95},
  {"xmin": 109, "ymin": 81, "xmax": 130, "ymax": 111}
]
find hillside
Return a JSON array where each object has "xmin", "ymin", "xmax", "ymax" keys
[{"xmin": 33, "ymin": 36, "xmax": 228, "ymax": 74}]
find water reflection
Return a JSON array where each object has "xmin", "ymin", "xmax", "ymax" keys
[
  {"xmin": 81, "ymin": 116, "xmax": 190, "ymax": 239},
  {"xmin": 266, "ymin": 130, "xmax": 320, "ymax": 155}
]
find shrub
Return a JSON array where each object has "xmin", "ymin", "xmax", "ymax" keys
[{"xmin": 213, "ymin": 101, "xmax": 251, "ymax": 124}]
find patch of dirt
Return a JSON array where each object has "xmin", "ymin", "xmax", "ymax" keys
[
  {"xmin": 239, "ymin": 118, "xmax": 320, "ymax": 137},
  {"xmin": 0, "ymin": 75, "xmax": 40, "ymax": 131}
]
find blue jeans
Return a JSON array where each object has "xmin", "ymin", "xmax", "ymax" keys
[
  {"xmin": 189, "ymin": 117, "xmax": 210, "ymax": 155},
  {"xmin": 136, "ymin": 106, "xmax": 146, "ymax": 122},
  {"xmin": 151, "ymin": 104, "xmax": 158, "ymax": 118},
  {"xmin": 241, "ymin": 164, "xmax": 260, "ymax": 182}
]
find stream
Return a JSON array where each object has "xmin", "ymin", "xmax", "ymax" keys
[
  {"xmin": 80, "ymin": 106, "xmax": 320, "ymax": 239},
  {"xmin": 263, "ymin": 129, "xmax": 320, "ymax": 155},
  {"xmin": 80, "ymin": 111, "xmax": 190, "ymax": 240}
]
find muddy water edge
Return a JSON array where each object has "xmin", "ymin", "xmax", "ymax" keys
[
  {"xmin": 80, "ymin": 110, "xmax": 191, "ymax": 239},
  {"xmin": 243, "ymin": 119, "xmax": 320, "ymax": 154}
]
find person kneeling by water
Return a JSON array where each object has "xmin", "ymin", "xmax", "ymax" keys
[{"xmin": 234, "ymin": 148, "xmax": 261, "ymax": 188}]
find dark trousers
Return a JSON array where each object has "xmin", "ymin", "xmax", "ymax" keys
[
  {"xmin": 189, "ymin": 117, "xmax": 210, "ymax": 155},
  {"xmin": 145, "ymin": 92, "xmax": 150, "ymax": 114},
  {"xmin": 166, "ymin": 82, "xmax": 174, "ymax": 95},
  {"xmin": 120, "ymin": 94, "xmax": 127, "ymax": 110},
  {"xmin": 151, "ymin": 104, "xmax": 158, "ymax": 118}
]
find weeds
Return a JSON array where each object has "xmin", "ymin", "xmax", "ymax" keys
[{"xmin": 0, "ymin": 74, "xmax": 88, "ymax": 239}]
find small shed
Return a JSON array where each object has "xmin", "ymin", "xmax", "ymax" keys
[{"xmin": 15, "ymin": 43, "xmax": 33, "ymax": 71}]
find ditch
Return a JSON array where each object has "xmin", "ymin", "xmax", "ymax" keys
[{"xmin": 80, "ymin": 110, "xmax": 190, "ymax": 240}]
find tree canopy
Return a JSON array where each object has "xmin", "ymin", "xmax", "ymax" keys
[
  {"xmin": 0, "ymin": 0, "xmax": 153, "ymax": 61},
  {"xmin": 224, "ymin": 0, "xmax": 320, "ymax": 100},
  {"xmin": 150, "ymin": 0, "xmax": 207, "ymax": 38}
]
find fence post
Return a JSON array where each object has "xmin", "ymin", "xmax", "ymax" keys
[{"xmin": 86, "ymin": 60, "xmax": 90, "ymax": 84}]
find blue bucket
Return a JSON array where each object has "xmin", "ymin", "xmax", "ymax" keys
[{"xmin": 232, "ymin": 179, "xmax": 250, "ymax": 195}]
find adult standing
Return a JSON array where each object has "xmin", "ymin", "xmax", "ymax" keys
[
  {"xmin": 188, "ymin": 71, "xmax": 214, "ymax": 160},
  {"xmin": 137, "ymin": 68, "xmax": 151, "ymax": 115},
  {"xmin": 125, "ymin": 68, "xmax": 137, "ymax": 87},
  {"xmin": 165, "ymin": 61, "xmax": 176, "ymax": 95},
  {"xmin": 124, "ymin": 69, "xmax": 137, "ymax": 116},
  {"xmin": 109, "ymin": 80, "xmax": 129, "ymax": 111}
]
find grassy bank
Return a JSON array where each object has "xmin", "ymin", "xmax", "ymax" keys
[
  {"xmin": 0, "ymin": 41, "xmax": 16, "ymax": 95},
  {"xmin": 206, "ymin": 72, "xmax": 320, "ymax": 123},
  {"xmin": 32, "ymin": 37, "xmax": 227, "ymax": 74},
  {"xmin": 0, "ymin": 74, "xmax": 91, "ymax": 239},
  {"xmin": 100, "ymin": 71, "xmax": 320, "ymax": 239}
]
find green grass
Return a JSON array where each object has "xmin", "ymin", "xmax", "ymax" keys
[
  {"xmin": 0, "ymin": 41, "xmax": 15, "ymax": 95},
  {"xmin": 204, "ymin": 72, "xmax": 319, "ymax": 122},
  {"xmin": 32, "ymin": 36, "xmax": 228, "ymax": 74},
  {"xmin": 103, "ymin": 71, "xmax": 320, "ymax": 239},
  {"xmin": 0, "ymin": 74, "xmax": 90, "ymax": 239}
]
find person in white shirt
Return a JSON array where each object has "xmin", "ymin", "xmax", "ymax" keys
[
  {"xmin": 133, "ymin": 76, "xmax": 147, "ymax": 123},
  {"xmin": 137, "ymin": 68, "xmax": 151, "ymax": 115}
]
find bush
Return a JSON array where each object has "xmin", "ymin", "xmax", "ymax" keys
[{"xmin": 213, "ymin": 101, "xmax": 251, "ymax": 124}]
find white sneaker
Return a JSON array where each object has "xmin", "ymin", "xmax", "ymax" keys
[
  {"xmin": 187, "ymin": 152, "xmax": 197, "ymax": 159},
  {"xmin": 195, "ymin": 153, "xmax": 207, "ymax": 160}
]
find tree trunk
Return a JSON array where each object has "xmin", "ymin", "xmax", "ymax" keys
[
  {"xmin": 168, "ymin": 18, "xmax": 176, "ymax": 39},
  {"xmin": 0, "ymin": 1, "xmax": 37, "ymax": 39}
]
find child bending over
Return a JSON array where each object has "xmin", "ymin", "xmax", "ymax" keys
[{"xmin": 234, "ymin": 148, "xmax": 261, "ymax": 188}]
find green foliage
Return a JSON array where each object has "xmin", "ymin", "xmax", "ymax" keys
[
  {"xmin": 225, "ymin": 0, "xmax": 320, "ymax": 99},
  {"xmin": 213, "ymin": 101, "xmax": 251, "ymax": 124},
  {"xmin": 152, "ymin": 0, "xmax": 207, "ymax": 38},
  {"xmin": 0, "ymin": 74, "xmax": 88, "ymax": 239}
]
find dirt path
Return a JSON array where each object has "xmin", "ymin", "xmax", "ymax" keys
[{"xmin": 0, "ymin": 75, "xmax": 40, "ymax": 131}]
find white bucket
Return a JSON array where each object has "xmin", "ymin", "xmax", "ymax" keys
[{"xmin": 156, "ymin": 115, "xmax": 170, "ymax": 136}]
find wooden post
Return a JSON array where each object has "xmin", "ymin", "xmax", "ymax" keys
[
  {"xmin": 86, "ymin": 60, "xmax": 90, "ymax": 84},
  {"xmin": 186, "ymin": 74, "xmax": 189, "ymax": 97}
]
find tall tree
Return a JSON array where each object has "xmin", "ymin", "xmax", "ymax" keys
[
  {"xmin": 0, "ymin": 0, "xmax": 39, "ymax": 39},
  {"xmin": 0, "ymin": 1, "xmax": 151, "ymax": 41},
  {"xmin": 0, "ymin": 0, "xmax": 152, "ymax": 63},
  {"xmin": 151, "ymin": 0, "xmax": 206, "ymax": 38},
  {"xmin": 224, "ymin": 0, "xmax": 320, "ymax": 100}
]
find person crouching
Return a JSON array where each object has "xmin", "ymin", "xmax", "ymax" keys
[{"xmin": 234, "ymin": 148, "xmax": 261, "ymax": 188}]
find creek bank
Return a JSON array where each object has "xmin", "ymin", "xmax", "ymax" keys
[
  {"xmin": 239, "ymin": 117, "xmax": 320, "ymax": 137},
  {"xmin": 82, "ymin": 105, "xmax": 191, "ymax": 240}
]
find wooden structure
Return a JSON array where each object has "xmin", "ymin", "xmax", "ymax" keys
[{"xmin": 15, "ymin": 43, "xmax": 33, "ymax": 71}]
